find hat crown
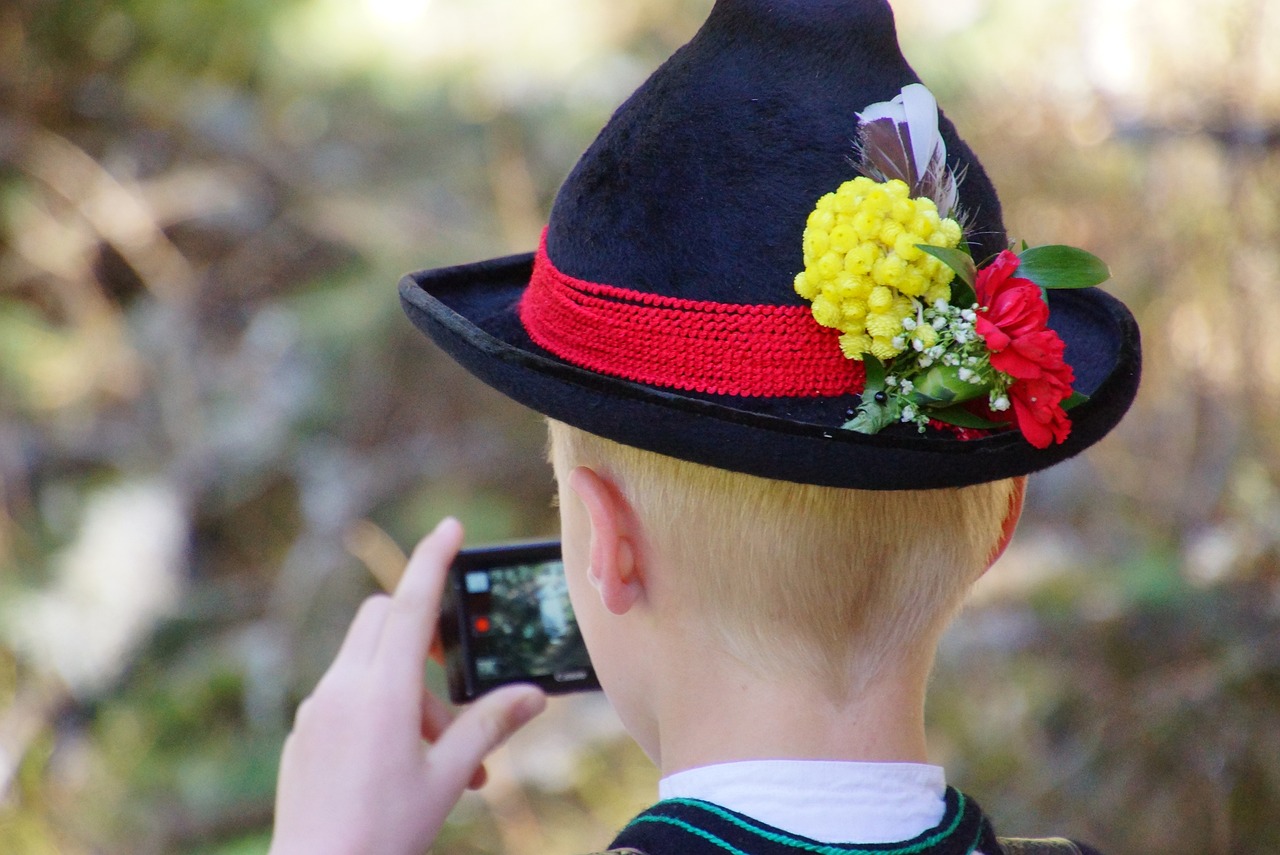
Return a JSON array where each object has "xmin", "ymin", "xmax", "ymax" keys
[
  {"xmin": 708, "ymin": 0, "xmax": 899, "ymax": 52},
  {"xmin": 546, "ymin": 0, "xmax": 1006, "ymax": 306}
]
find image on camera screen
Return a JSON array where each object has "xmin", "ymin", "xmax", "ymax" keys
[{"xmin": 467, "ymin": 560, "xmax": 590, "ymax": 684}]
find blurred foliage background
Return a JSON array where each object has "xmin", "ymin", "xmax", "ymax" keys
[{"xmin": 1, "ymin": 0, "xmax": 1278, "ymax": 853}]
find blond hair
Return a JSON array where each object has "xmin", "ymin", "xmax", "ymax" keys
[{"xmin": 547, "ymin": 420, "xmax": 1017, "ymax": 697}]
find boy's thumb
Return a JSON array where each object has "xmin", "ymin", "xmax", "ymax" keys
[{"xmin": 427, "ymin": 686, "xmax": 547, "ymax": 793}]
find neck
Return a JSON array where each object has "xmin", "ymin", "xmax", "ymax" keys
[{"xmin": 649, "ymin": 634, "xmax": 934, "ymax": 776}]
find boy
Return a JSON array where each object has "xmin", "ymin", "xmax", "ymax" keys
[{"xmin": 271, "ymin": 0, "xmax": 1140, "ymax": 852}]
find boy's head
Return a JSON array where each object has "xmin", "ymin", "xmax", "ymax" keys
[
  {"xmin": 399, "ymin": 0, "xmax": 1139, "ymax": 743},
  {"xmin": 547, "ymin": 419, "xmax": 1023, "ymax": 705}
]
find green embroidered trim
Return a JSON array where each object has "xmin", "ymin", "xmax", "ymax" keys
[
  {"xmin": 629, "ymin": 816, "xmax": 753, "ymax": 855},
  {"xmin": 626, "ymin": 791, "xmax": 975, "ymax": 855}
]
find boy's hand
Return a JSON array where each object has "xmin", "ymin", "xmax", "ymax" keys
[{"xmin": 269, "ymin": 518, "xmax": 548, "ymax": 855}]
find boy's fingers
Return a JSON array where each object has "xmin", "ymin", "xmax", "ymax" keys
[
  {"xmin": 420, "ymin": 692, "xmax": 488, "ymax": 789},
  {"xmin": 321, "ymin": 595, "xmax": 391, "ymax": 680},
  {"xmin": 377, "ymin": 517, "xmax": 464, "ymax": 667},
  {"xmin": 420, "ymin": 689, "xmax": 456, "ymax": 742},
  {"xmin": 425, "ymin": 686, "xmax": 546, "ymax": 796}
]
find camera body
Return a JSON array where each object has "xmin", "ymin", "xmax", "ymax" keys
[{"xmin": 438, "ymin": 541, "xmax": 600, "ymax": 703}]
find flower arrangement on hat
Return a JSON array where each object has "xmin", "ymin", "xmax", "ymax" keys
[{"xmin": 794, "ymin": 84, "xmax": 1109, "ymax": 449}]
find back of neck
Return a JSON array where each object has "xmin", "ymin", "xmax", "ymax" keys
[{"xmin": 650, "ymin": 638, "xmax": 934, "ymax": 775}]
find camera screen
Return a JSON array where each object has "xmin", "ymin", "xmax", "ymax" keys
[{"xmin": 464, "ymin": 558, "xmax": 591, "ymax": 685}]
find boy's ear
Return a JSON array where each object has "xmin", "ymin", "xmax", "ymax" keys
[
  {"xmin": 566, "ymin": 466, "xmax": 643, "ymax": 615},
  {"xmin": 986, "ymin": 476, "xmax": 1027, "ymax": 570}
]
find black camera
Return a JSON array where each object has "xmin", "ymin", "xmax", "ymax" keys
[{"xmin": 438, "ymin": 541, "xmax": 600, "ymax": 703}]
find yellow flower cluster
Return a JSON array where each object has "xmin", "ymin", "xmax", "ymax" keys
[{"xmin": 794, "ymin": 177, "xmax": 962, "ymax": 361}]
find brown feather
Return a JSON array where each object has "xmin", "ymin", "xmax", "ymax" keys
[{"xmin": 858, "ymin": 118, "xmax": 917, "ymax": 187}]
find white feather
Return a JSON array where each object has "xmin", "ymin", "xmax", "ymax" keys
[
  {"xmin": 899, "ymin": 83, "xmax": 942, "ymax": 185},
  {"xmin": 857, "ymin": 93, "xmax": 899, "ymax": 125},
  {"xmin": 934, "ymin": 166, "xmax": 959, "ymax": 218},
  {"xmin": 857, "ymin": 83, "xmax": 960, "ymax": 217}
]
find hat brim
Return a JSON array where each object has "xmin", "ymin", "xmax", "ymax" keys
[{"xmin": 400, "ymin": 252, "xmax": 1141, "ymax": 490}]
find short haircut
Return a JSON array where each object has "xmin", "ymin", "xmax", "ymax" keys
[{"xmin": 547, "ymin": 420, "xmax": 1019, "ymax": 699}]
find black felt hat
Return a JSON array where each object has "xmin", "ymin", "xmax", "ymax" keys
[{"xmin": 399, "ymin": 0, "xmax": 1141, "ymax": 490}]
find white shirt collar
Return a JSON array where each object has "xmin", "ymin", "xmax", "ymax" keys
[{"xmin": 658, "ymin": 759, "xmax": 947, "ymax": 844}]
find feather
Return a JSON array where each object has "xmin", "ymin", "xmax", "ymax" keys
[
  {"xmin": 858, "ymin": 116, "xmax": 916, "ymax": 186},
  {"xmin": 900, "ymin": 83, "xmax": 939, "ymax": 185},
  {"xmin": 855, "ymin": 83, "xmax": 960, "ymax": 218}
]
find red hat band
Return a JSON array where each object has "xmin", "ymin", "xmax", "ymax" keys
[{"xmin": 519, "ymin": 231, "xmax": 866, "ymax": 399}]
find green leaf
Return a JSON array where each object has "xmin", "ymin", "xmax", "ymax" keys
[
  {"xmin": 926, "ymin": 404, "xmax": 1006, "ymax": 430},
  {"xmin": 1016, "ymin": 245, "xmax": 1110, "ymax": 289},
  {"xmin": 862, "ymin": 356, "xmax": 887, "ymax": 393},
  {"xmin": 1062, "ymin": 390, "xmax": 1090, "ymax": 411},
  {"xmin": 843, "ymin": 403, "xmax": 897, "ymax": 435},
  {"xmin": 842, "ymin": 357, "xmax": 893, "ymax": 434},
  {"xmin": 909, "ymin": 364, "xmax": 992, "ymax": 406},
  {"xmin": 918, "ymin": 244, "xmax": 977, "ymax": 305}
]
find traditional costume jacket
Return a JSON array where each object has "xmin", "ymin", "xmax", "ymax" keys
[
  {"xmin": 591, "ymin": 792, "xmax": 1097, "ymax": 855},
  {"xmin": 581, "ymin": 762, "xmax": 1100, "ymax": 855}
]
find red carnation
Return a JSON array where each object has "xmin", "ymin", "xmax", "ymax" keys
[
  {"xmin": 974, "ymin": 250, "xmax": 1075, "ymax": 449},
  {"xmin": 973, "ymin": 251, "xmax": 1049, "ymax": 350}
]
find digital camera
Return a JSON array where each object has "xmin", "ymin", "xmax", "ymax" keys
[{"xmin": 438, "ymin": 541, "xmax": 599, "ymax": 703}]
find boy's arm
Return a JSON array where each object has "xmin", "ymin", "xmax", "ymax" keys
[{"xmin": 269, "ymin": 517, "xmax": 547, "ymax": 855}]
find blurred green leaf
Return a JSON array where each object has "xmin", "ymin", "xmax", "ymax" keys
[{"xmin": 1017, "ymin": 245, "xmax": 1111, "ymax": 289}]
